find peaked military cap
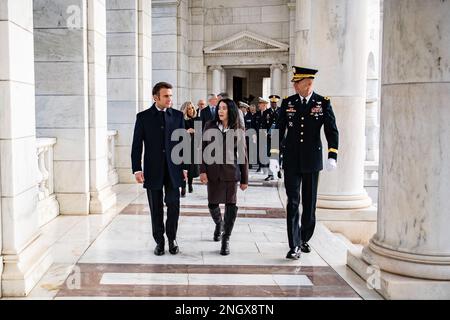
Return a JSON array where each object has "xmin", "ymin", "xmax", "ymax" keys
[
  {"xmin": 258, "ymin": 97, "xmax": 270, "ymax": 104},
  {"xmin": 291, "ymin": 66, "xmax": 318, "ymax": 82},
  {"xmin": 269, "ymin": 95, "xmax": 281, "ymax": 103}
]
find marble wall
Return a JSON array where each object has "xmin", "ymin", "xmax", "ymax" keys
[
  {"xmin": 202, "ymin": 0, "xmax": 291, "ymax": 100},
  {"xmin": 107, "ymin": 0, "xmax": 152, "ymax": 183},
  {"xmin": 34, "ymin": 0, "xmax": 116, "ymax": 214},
  {"xmin": 152, "ymin": 0, "xmax": 180, "ymax": 106},
  {"xmin": 34, "ymin": 0, "xmax": 91, "ymax": 214},
  {"xmin": 138, "ymin": 0, "xmax": 153, "ymax": 111},
  {"xmin": 188, "ymin": 0, "xmax": 207, "ymax": 103},
  {"xmin": 153, "ymin": 0, "xmax": 292, "ymax": 104}
]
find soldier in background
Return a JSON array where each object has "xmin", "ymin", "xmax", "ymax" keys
[{"xmin": 262, "ymin": 95, "xmax": 281, "ymax": 181}]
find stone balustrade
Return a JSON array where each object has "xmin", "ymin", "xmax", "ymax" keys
[
  {"xmin": 107, "ymin": 130, "xmax": 119, "ymax": 186},
  {"xmin": 36, "ymin": 138, "xmax": 59, "ymax": 227}
]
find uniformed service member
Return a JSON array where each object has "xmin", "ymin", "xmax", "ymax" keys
[
  {"xmin": 262, "ymin": 95, "xmax": 281, "ymax": 181},
  {"xmin": 270, "ymin": 66, "xmax": 339, "ymax": 260},
  {"xmin": 239, "ymin": 101, "xmax": 252, "ymax": 130},
  {"xmin": 255, "ymin": 97, "xmax": 269, "ymax": 173}
]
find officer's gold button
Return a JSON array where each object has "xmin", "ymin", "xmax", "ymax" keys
[
  {"xmin": 301, "ymin": 117, "xmax": 304, "ymax": 120},
  {"xmin": 300, "ymin": 139, "xmax": 304, "ymax": 143},
  {"xmin": 301, "ymin": 124, "xmax": 304, "ymax": 127},
  {"xmin": 301, "ymin": 132, "xmax": 304, "ymax": 135}
]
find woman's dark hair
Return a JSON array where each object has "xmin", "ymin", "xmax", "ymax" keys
[{"xmin": 214, "ymin": 98, "xmax": 242, "ymax": 130}]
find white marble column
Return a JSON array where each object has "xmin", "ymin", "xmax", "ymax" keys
[
  {"xmin": 152, "ymin": 0, "xmax": 179, "ymax": 107},
  {"xmin": 34, "ymin": 0, "xmax": 115, "ymax": 214},
  {"xmin": 360, "ymin": 0, "xmax": 450, "ymax": 284},
  {"xmin": 295, "ymin": 0, "xmax": 372, "ymax": 209},
  {"xmin": 210, "ymin": 65, "xmax": 223, "ymax": 96},
  {"xmin": 0, "ymin": 0, "xmax": 52, "ymax": 296},
  {"xmin": 365, "ymin": 0, "xmax": 381, "ymax": 163},
  {"xmin": 270, "ymin": 64, "xmax": 284, "ymax": 98},
  {"xmin": 87, "ymin": 0, "xmax": 116, "ymax": 213},
  {"xmin": 294, "ymin": 0, "xmax": 311, "ymax": 66},
  {"xmin": 221, "ymin": 66, "xmax": 227, "ymax": 94}
]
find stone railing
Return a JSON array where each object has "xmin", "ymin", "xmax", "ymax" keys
[
  {"xmin": 107, "ymin": 130, "xmax": 119, "ymax": 186},
  {"xmin": 364, "ymin": 161, "xmax": 379, "ymax": 186},
  {"xmin": 364, "ymin": 161, "xmax": 379, "ymax": 205},
  {"xmin": 36, "ymin": 138, "xmax": 59, "ymax": 227}
]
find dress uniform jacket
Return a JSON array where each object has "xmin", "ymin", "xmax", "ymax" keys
[
  {"xmin": 276, "ymin": 92, "xmax": 339, "ymax": 173},
  {"xmin": 261, "ymin": 108, "xmax": 278, "ymax": 132},
  {"xmin": 244, "ymin": 112, "xmax": 253, "ymax": 130}
]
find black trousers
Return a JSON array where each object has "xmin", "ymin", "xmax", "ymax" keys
[
  {"xmin": 146, "ymin": 160, "xmax": 180, "ymax": 245},
  {"xmin": 284, "ymin": 171, "xmax": 320, "ymax": 249},
  {"xmin": 181, "ymin": 176, "xmax": 194, "ymax": 189}
]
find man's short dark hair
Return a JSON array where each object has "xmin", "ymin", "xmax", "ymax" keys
[{"xmin": 153, "ymin": 82, "xmax": 173, "ymax": 96}]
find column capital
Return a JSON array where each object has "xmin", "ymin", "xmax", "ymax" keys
[
  {"xmin": 209, "ymin": 65, "xmax": 224, "ymax": 72},
  {"xmin": 270, "ymin": 64, "xmax": 285, "ymax": 72}
]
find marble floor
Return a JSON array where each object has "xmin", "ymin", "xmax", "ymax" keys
[{"xmin": 3, "ymin": 170, "xmax": 383, "ymax": 300}]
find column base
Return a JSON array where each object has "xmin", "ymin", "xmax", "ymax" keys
[
  {"xmin": 1, "ymin": 235, "xmax": 52, "ymax": 297},
  {"xmin": 89, "ymin": 185, "xmax": 117, "ymax": 214},
  {"xmin": 348, "ymin": 249, "xmax": 450, "ymax": 300},
  {"xmin": 57, "ymin": 192, "xmax": 90, "ymax": 215},
  {"xmin": 317, "ymin": 192, "xmax": 373, "ymax": 210},
  {"xmin": 361, "ymin": 239, "xmax": 450, "ymax": 281},
  {"xmin": 318, "ymin": 206, "xmax": 377, "ymax": 244}
]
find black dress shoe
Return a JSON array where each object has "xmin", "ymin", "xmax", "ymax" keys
[
  {"xmin": 169, "ymin": 240, "xmax": 179, "ymax": 255},
  {"xmin": 154, "ymin": 242, "xmax": 165, "ymax": 256},
  {"xmin": 188, "ymin": 184, "xmax": 193, "ymax": 193},
  {"xmin": 300, "ymin": 242, "xmax": 311, "ymax": 253},
  {"xmin": 277, "ymin": 171, "xmax": 282, "ymax": 179},
  {"xmin": 286, "ymin": 247, "xmax": 301, "ymax": 260},
  {"xmin": 181, "ymin": 187, "xmax": 186, "ymax": 197},
  {"xmin": 264, "ymin": 175, "xmax": 274, "ymax": 181}
]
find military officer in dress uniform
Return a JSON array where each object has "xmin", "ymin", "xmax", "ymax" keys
[
  {"xmin": 254, "ymin": 97, "xmax": 269, "ymax": 173},
  {"xmin": 270, "ymin": 66, "xmax": 339, "ymax": 260},
  {"xmin": 239, "ymin": 101, "xmax": 253, "ymax": 130},
  {"xmin": 262, "ymin": 95, "xmax": 281, "ymax": 181}
]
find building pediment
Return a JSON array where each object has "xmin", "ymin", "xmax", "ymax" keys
[{"xmin": 204, "ymin": 31, "xmax": 289, "ymax": 56}]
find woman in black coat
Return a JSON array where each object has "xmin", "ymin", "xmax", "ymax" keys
[
  {"xmin": 180, "ymin": 101, "xmax": 200, "ymax": 196},
  {"xmin": 200, "ymin": 99, "xmax": 249, "ymax": 255}
]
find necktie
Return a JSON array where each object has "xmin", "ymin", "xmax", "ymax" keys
[
  {"xmin": 211, "ymin": 107, "xmax": 215, "ymax": 118},
  {"xmin": 302, "ymin": 97, "xmax": 307, "ymax": 105}
]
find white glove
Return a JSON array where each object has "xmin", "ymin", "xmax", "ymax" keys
[
  {"xmin": 269, "ymin": 159, "xmax": 280, "ymax": 175},
  {"xmin": 326, "ymin": 158, "xmax": 337, "ymax": 171}
]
